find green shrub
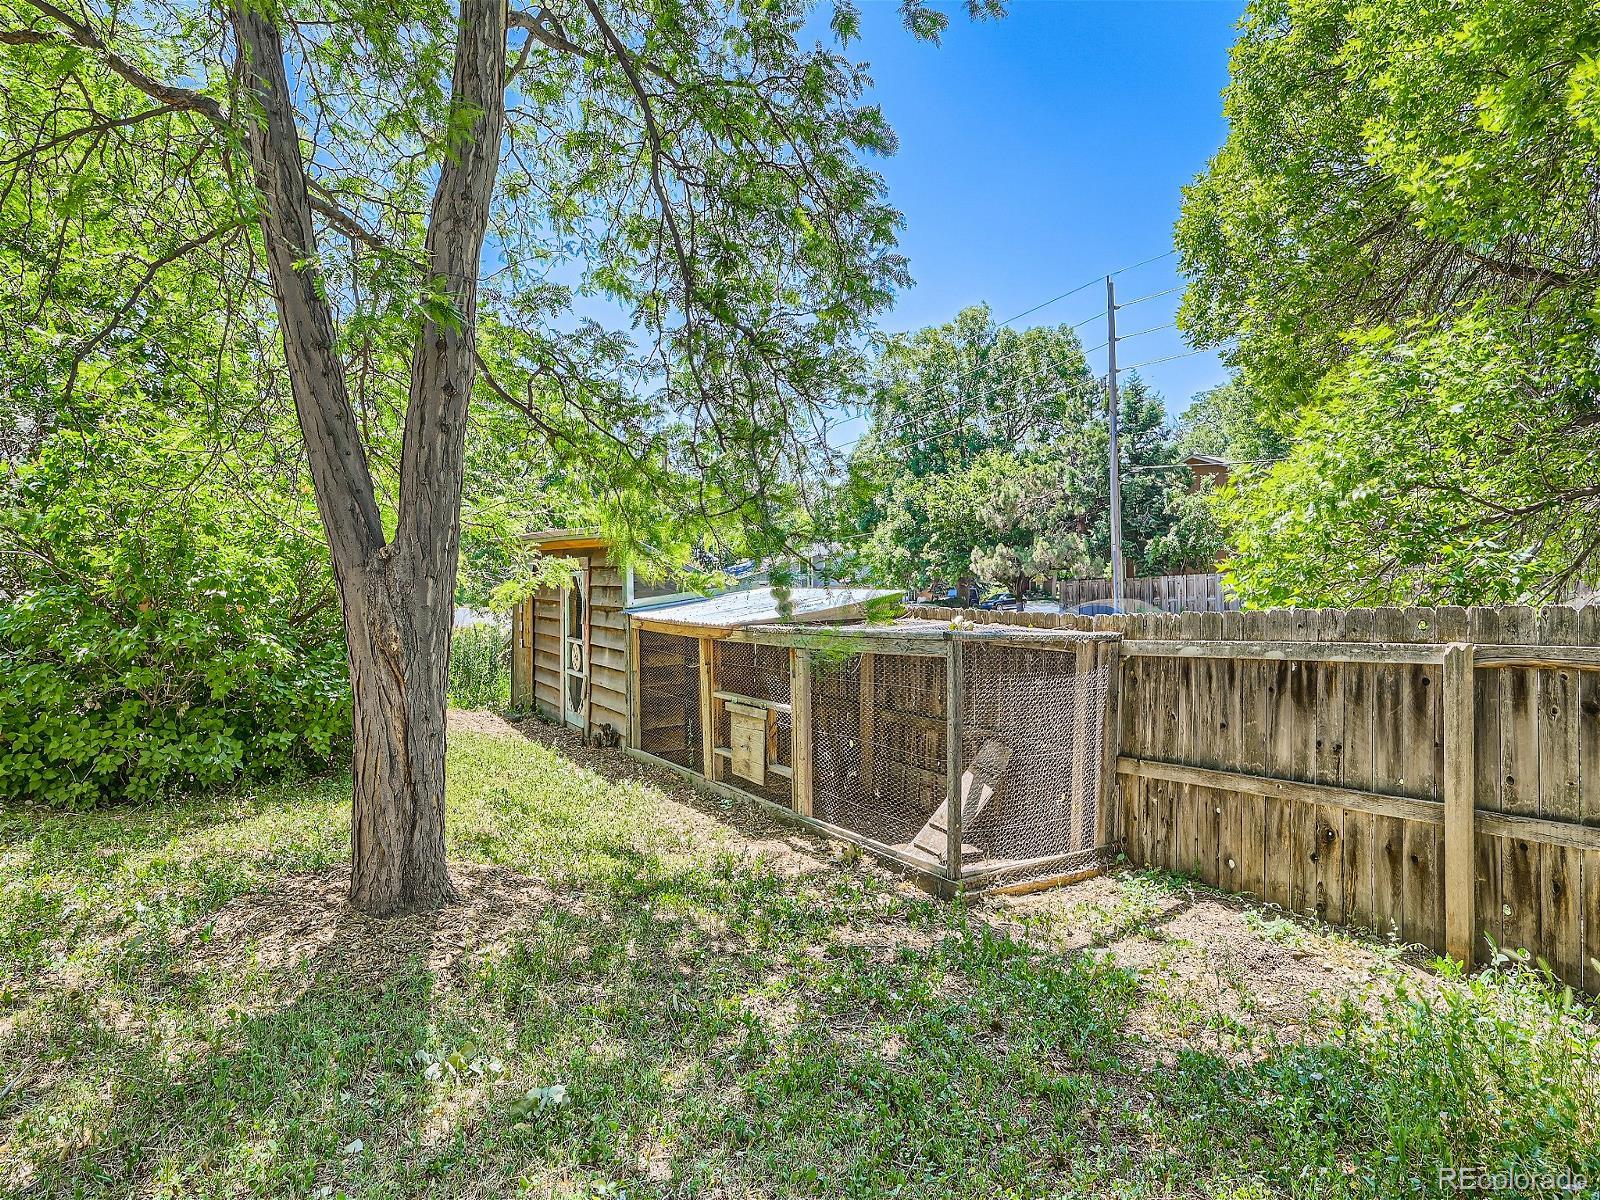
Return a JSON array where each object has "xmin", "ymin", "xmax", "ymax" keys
[
  {"xmin": 0, "ymin": 425, "xmax": 351, "ymax": 808},
  {"xmin": 448, "ymin": 621, "xmax": 509, "ymax": 709}
]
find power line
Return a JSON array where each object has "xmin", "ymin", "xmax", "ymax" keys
[
  {"xmin": 1116, "ymin": 283, "xmax": 1183, "ymax": 309},
  {"xmin": 1116, "ymin": 347, "xmax": 1211, "ymax": 373},
  {"xmin": 1114, "ymin": 321, "xmax": 1175, "ymax": 342},
  {"xmin": 835, "ymin": 248, "xmax": 1182, "ymax": 453},
  {"xmin": 996, "ymin": 249, "xmax": 1175, "ymax": 328}
]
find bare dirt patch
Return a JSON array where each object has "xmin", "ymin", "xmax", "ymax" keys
[
  {"xmin": 995, "ymin": 874, "xmax": 1439, "ymax": 1061},
  {"xmin": 175, "ymin": 862, "xmax": 553, "ymax": 994}
]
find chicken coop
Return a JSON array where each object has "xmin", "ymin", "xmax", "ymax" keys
[{"xmin": 625, "ymin": 606, "xmax": 1122, "ymax": 894}]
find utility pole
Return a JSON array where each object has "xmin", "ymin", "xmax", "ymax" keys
[{"xmin": 1105, "ymin": 275, "xmax": 1125, "ymax": 613}]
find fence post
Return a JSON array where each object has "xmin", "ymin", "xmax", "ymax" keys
[
  {"xmin": 1097, "ymin": 637, "xmax": 1123, "ymax": 848},
  {"xmin": 791, "ymin": 647, "xmax": 813, "ymax": 817},
  {"xmin": 699, "ymin": 636, "xmax": 716, "ymax": 781},
  {"xmin": 946, "ymin": 636, "xmax": 964, "ymax": 887},
  {"xmin": 1443, "ymin": 641, "xmax": 1476, "ymax": 965}
]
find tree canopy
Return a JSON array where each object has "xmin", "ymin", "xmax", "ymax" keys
[
  {"xmin": 1177, "ymin": 0, "xmax": 1600, "ymax": 605},
  {"xmin": 1, "ymin": 0, "xmax": 1004, "ymax": 909},
  {"xmin": 842, "ymin": 306, "xmax": 1223, "ymax": 597}
]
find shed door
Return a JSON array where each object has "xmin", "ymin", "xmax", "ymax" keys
[{"xmin": 560, "ymin": 573, "xmax": 588, "ymax": 728}]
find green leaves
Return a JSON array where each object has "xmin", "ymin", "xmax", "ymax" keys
[
  {"xmin": 0, "ymin": 419, "xmax": 351, "ymax": 808},
  {"xmin": 846, "ymin": 303, "xmax": 1225, "ymax": 592},
  {"xmin": 1177, "ymin": 0, "xmax": 1600, "ymax": 605}
]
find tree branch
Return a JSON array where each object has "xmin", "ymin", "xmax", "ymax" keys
[
  {"xmin": 21, "ymin": 0, "xmax": 227, "ymax": 126},
  {"xmin": 507, "ymin": 7, "xmax": 586, "ymax": 58}
]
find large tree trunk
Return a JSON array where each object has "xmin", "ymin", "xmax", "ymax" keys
[
  {"xmin": 346, "ymin": 551, "xmax": 456, "ymax": 911},
  {"xmin": 235, "ymin": 0, "xmax": 507, "ymax": 914}
]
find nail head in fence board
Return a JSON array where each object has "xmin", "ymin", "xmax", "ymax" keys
[
  {"xmin": 791, "ymin": 648, "xmax": 813, "ymax": 817},
  {"xmin": 1443, "ymin": 643, "xmax": 1476, "ymax": 965},
  {"xmin": 945, "ymin": 640, "xmax": 964, "ymax": 883}
]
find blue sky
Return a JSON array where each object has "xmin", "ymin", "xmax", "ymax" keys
[{"xmin": 828, "ymin": 0, "xmax": 1245, "ymax": 440}]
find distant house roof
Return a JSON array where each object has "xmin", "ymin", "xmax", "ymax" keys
[
  {"xmin": 1182, "ymin": 453, "xmax": 1229, "ymax": 468},
  {"xmin": 627, "ymin": 585, "xmax": 901, "ymax": 630}
]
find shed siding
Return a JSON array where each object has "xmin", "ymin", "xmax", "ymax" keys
[
  {"xmin": 513, "ymin": 549, "xmax": 628, "ymax": 738},
  {"xmin": 588, "ymin": 559, "xmax": 629, "ymax": 739},
  {"xmin": 533, "ymin": 586, "xmax": 562, "ymax": 719}
]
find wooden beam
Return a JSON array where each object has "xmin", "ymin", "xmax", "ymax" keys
[
  {"xmin": 1121, "ymin": 640, "xmax": 1444, "ymax": 666},
  {"xmin": 1117, "ymin": 755, "xmax": 1600, "ymax": 853},
  {"xmin": 1118, "ymin": 756, "xmax": 1445, "ymax": 825},
  {"xmin": 728, "ymin": 627, "xmax": 951, "ymax": 656},
  {"xmin": 859, "ymin": 652, "xmax": 875, "ymax": 805},
  {"xmin": 946, "ymin": 641, "xmax": 964, "ymax": 883},
  {"xmin": 1442, "ymin": 642, "xmax": 1476, "ymax": 965},
  {"xmin": 792, "ymin": 648, "xmax": 814, "ymax": 817},
  {"xmin": 698, "ymin": 636, "xmax": 716, "ymax": 781},
  {"xmin": 1473, "ymin": 645, "xmax": 1600, "ymax": 671},
  {"xmin": 712, "ymin": 690, "xmax": 792, "ymax": 714},
  {"xmin": 1097, "ymin": 639, "xmax": 1123, "ymax": 847},
  {"xmin": 1478, "ymin": 809, "xmax": 1600, "ymax": 853},
  {"xmin": 626, "ymin": 623, "xmax": 640, "ymax": 749}
]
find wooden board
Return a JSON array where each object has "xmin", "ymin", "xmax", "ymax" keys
[
  {"xmin": 729, "ymin": 708, "xmax": 767, "ymax": 786},
  {"xmin": 911, "ymin": 738, "xmax": 1012, "ymax": 860}
]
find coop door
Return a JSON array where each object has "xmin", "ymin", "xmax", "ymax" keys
[
  {"xmin": 560, "ymin": 572, "xmax": 588, "ymax": 728},
  {"xmin": 726, "ymin": 701, "xmax": 771, "ymax": 787}
]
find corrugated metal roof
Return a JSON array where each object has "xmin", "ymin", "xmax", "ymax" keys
[{"xmin": 627, "ymin": 585, "xmax": 901, "ymax": 628}]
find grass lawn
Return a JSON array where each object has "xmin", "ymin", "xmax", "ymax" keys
[{"xmin": 3, "ymin": 716, "xmax": 1598, "ymax": 1199}]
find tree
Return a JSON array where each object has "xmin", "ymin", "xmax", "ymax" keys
[
  {"xmin": 1176, "ymin": 0, "xmax": 1600, "ymax": 603},
  {"xmin": 856, "ymin": 360, "xmax": 1225, "ymax": 595},
  {"xmin": 852, "ymin": 304, "xmax": 1096, "ymax": 480},
  {"xmin": 2, "ymin": 0, "xmax": 1000, "ymax": 912}
]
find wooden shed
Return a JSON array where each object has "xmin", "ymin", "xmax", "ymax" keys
[
  {"xmin": 509, "ymin": 530, "xmax": 638, "ymax": 740},
  {"xmin": 507, "ymin": 530, "xmax": 891, "ymax": 743}
]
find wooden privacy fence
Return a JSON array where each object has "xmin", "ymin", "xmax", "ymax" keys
[
  {"xmin": 1055, "ymin": 572, "xmax": 1239, "ymax": 613},
  {"xmin": 913, "ymin": 604, "xmax": 1600, "ymax": 992}
]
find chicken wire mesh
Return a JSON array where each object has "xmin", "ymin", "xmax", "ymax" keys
[
  {"xmin": 958, "ymin": 636, "xmax": 1112, "ymax": 888},
  {"xmin": 634, "ymin": 629, "xmax": 701, "ymax": 770},
  {"xmin": 808, "ymin": 651, "xmax": 950, "ymax": 858},
  {"xmin": 633, "ymin": 625, "xmax": 1116, "ymax": 892},
  {"xmin": 712, "ymin": 641, "xmax": 792, "ymax": 806}
]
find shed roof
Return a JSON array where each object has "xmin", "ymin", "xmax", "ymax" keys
[
  {"xmin": 523, "ymin": 527, "xmax": 609, "ymax": 554},
  {"xmin": 627, "ymin": 585, "xmax": 900, "ymax": 629}
]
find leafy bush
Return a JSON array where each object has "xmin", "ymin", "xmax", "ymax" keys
[
  {"xmin": 0, "ymin": 425, "xmax": 351, "ymax": 808},
  {"xmin": 448, "ymin": 621, "xmax": 509, "ymax": 710}
]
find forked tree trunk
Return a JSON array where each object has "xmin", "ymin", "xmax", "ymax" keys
[{"xmin": 235, "ymin": 0, "xmax": 507, "ymax": 914}]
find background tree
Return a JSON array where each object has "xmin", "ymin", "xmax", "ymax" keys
[
  {"xmin": 852, "ymin": 325, "xmax": 1225, "ymax": 597},
  {"xmin": 1, "ymin": 0, "xmax": 1001, "ymax": 913},
  {"xmin": 1177, "ymin": 0, "xmax": 1600, "ymax": 604}
]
